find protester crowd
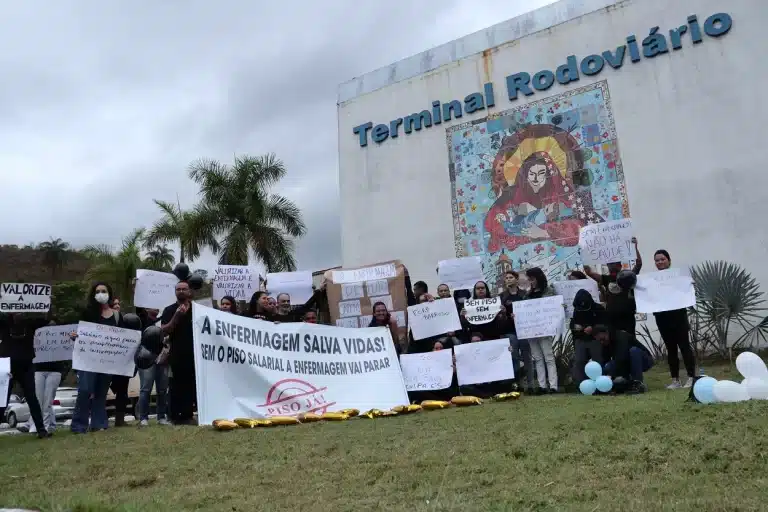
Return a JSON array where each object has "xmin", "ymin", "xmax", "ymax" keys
[{"xmin": 0, "ymin": 237, "xmax": 696, "ymax": 439}]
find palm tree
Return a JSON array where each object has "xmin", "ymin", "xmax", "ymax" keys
[
  {"xmin": 144, "ymin": 199, "xmax": 218, "ymax": 263},
  {"xmin": 145, "ymin": 245, "xmax": 175, "ymax": 271},
  {"xmin": 38, "ymin": 238, "xmax": 71, "ymax": 279},
  {"xmin": 83, "ymin": 228, "xmax": 146, "ymax": 302},
  {"xmin": 186, "ymin": 154, "xmax": 306, "ymax": 271}
]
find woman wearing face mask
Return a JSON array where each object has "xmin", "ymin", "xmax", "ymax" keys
[
  {"xmin": 70, "ymin": 282, "xmax": 122, "ymax": 433},
  {"xmin": 369, "ymin": 301, "xmax": 401, "ymax": 356},
  {"xmin": 653, "ymin": 250, "xmax": 696, "ymax": 389},
  {"xmin": 219, "ymin": 296, "xmax": 238, "ymax": 315},
  {"xmin": 247, "ymin": 292, "xmax": 275, "ymax": 321},
  {"xmin": 524, "ymin": 267, "xmax": 559, "ymax": 394}
]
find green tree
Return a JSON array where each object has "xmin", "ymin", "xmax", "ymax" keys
[
  {"xmin": 186, "ymin": 154, "xmax": 306, "ymax": 271},
  {"xmin": 51, "ymin": 281, "xmax": 88, "ymax": 324},
  {"xmin": 144, "ymin": 200, "xmax": 218, "ymax": 263},
  {"xmin": 83, "ymin": 228, "xmax": 145, "ymax": 304},
  {"xmin": 145, "ymin": 245, "xmax": 175, "ymax": 271},
  {"xmin": 38, "ymin": 237, "xmax": 70, "ymax": 280}
]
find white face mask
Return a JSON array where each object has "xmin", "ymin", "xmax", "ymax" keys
[{"xmin": 94, "ymin": 292, "xmax": 109, "ymax": 305}]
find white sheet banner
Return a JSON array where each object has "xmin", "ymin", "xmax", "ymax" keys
[
  {"xmin": 332, "ymin": 263, "xmax": 397, "ymax": 284},
  {"xmin": 454, "ymin": 339, "xmax": 514, "ymax": 386},
  {"xmin": 553, "ymin": 279, "xmax": 601, "ymax": 318},
  {"xmin": 578, "ymin": 219, "xmax": 636, "ymax": 265},
  {"xmin": 407, "ymin": 298, "xmax": 461, "ymax": 340},
  {"xmin": 513, "ymin": 296, "xmax": 565, "ymax": 339},
  {"xmin": 437, "ymin": 257, "xmax": 483, "ymax": 291},
  {"xmin": 0, "ymin": 358, "xmax": 10, "ymax": 408},
  {"xmin": 0, "ymin": 283, "xmax": 51, "ymax": 313},
  {"xmin": 399, "ymin": 350, "xmax": 454, "ymax": 391},
  {"xmin": 464, "ymin": 297, "xmax": 502, "ymax": 325},
  {"xmin": 134, "ymin": 269, "xmax": 178, "ymax": 309},
  {"xmin": 72, "ymin": 322, "xmax": 141, "ymax": 377},
  {"xmin": 192, "ymin": 303, "xmax": 408, "ymax": 424},
  {"xmin": 266, "ymin": 271, "xmax": 314, "ymax": 305},
  {"xmin": 213, "ymin": 265, "xmax": 261, "ymax": 301},
  {"xmin": 635, "ymin": 268, "xmax": 696, "ymax": 313},
  {"xmin": 33, "ymin": 324, "xmax": 78, "ymax": 363}
]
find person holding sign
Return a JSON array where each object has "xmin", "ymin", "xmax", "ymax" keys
[
  {"xmin": 161, "ymin": 280, "xmax": 196, "ymax": 425},
  {"xmin": 522, "ymin": 268, "xmax": 558, "ymax": 394},
  {"xmin": 368, "ymin": 301, "xmax": 402, "ymax": 356},
  {"xmin": 653, "ymin": 250, "xmax": 696, "ymax": 389},
  {"xmin": 499, "ymin": 270, "xmax": 533, "ymax": 392},
  {"xmin": 583, "ymin": 237, "xmax": 642, "ymax": 299},
  {"xmin": 459, "ymin": 281, "xmax": 506, "ymax": 342}
]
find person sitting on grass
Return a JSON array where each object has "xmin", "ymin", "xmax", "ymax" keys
[{"xmin": 597, "ymin": 325, "xmax": 654, "ymax": 394}]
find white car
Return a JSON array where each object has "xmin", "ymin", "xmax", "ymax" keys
[{"xmin": 4, "ymin": 389, "xmax": 77, "ymax": 428}]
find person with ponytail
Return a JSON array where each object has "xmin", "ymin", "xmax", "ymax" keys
[{"xmin": 653, "ymin": 249, "xmax": 696, "ymax": 389}]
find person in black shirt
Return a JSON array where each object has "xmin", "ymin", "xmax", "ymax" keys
[
  {"xmin": 218, "ymin": 296, "xmax": 238, "ymax": 315},
  {"xmin": 161, "ymin": 280, "xmax": 195, "ymax": 425},
  {"xmin": 571, "ymin": 289, "xmax": 606, "ymax": 382},
  {"xmin": 0, "ymin": 312, "xmax": 51, "ymax": 438},
  {"xmin": 499, "ymin": 270, "xmax": 532, "ymax": 392},
  {"xmin": 247, "ymin": 291, "xmax": 276, "ymax": 321},
  {"xmin": 272, "ymin": 287, "xmax": 325, "ymax": 323},
  {"xmin": 583, "ymin": 237, "xmax": 642, "ymax": 300},
  {"xmin": 600, "ymin": 325, "xmax": 654, "ymax": 393}
]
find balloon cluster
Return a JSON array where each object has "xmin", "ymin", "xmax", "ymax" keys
[
  {"xmin": 693, "ymin": 352, "xmax": 768, "ymax": 404},
  {"xmin": 173, "ymin": 262, "xmax": 204, "ymax": 290},
  {"xmin": 579, "ymin": 361, "xmax": 613, "ymax": 395}
]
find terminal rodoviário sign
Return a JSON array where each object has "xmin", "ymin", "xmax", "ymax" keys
[{"xmin": 192, "ymin": 303, "xmax": 408, "ymax": 424}]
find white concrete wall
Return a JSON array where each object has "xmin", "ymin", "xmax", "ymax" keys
[{"xmin": 338, "ymin": 0, "xmax": 768, "ymax": 293}]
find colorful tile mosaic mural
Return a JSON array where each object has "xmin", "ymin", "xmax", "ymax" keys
[{"xmin": 447, "ymin": 80, "xmax": 630, "ymax": 291}]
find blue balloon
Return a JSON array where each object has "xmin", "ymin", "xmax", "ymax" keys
[
  {"xmin": 595, "ymin": 375, "xmax": 613, "ymax": 393},
  {"xmin": 693, "ymin": 376, "xmax": 717, "ymax": 404},
  {"xmin": 579, "ymin": 379, "xmax": 597, "ymax": 395},
  {"xmin": 585, "ymin": 361, "xmax": 603, "ymax": 380}
]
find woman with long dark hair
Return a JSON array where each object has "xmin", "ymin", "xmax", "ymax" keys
[
  {"xmin": 219, "ymin": 296, "xmax": 238, "ymax": 315},
  {"xmin": 458, "ymin": 281, "xmax": 506, "ymax": 341},
  {"xmin": 524, "ymin": 267, "xmax": 559, "ymax": 393},
  {"xmin": 369, "ymin": 301, "xmax": 401, "ymax": 356},
  {"xmin": 247, "ymin": 291, "xmax": 274, "ymax": 321}
]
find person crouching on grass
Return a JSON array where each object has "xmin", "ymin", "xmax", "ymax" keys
[
  {"xmin": 597, "ymin": 325, "xmax": 654, "ymax": 394},
  {"xmin": 571, "ymin": 289, "xmax": 606, "ymax": 383}
]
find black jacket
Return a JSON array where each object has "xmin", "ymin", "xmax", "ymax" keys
[
  {"xmin": 0, "ymin": 314, "xmax": 49, "ymax": 360},
  {"xmin": 570, "ymin": 290, "xmax": 606, "ymax": 341}
]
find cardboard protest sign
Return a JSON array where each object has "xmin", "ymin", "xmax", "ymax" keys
[
  {"xmin": 0, "ymin": 283, "xmax": 51, "ymax": 313},
  {"xmin": 635, "ymin": 268, "xmax": 696, "ymax": 313},
  {"xmin": 578, "ymin": 219, "xmax": 636, "ymax": 265},
  {"xmin": 553, "ymin": 279, "xmax": 601, "ymax": 318},
  {"xmin": 407, "ymin": 298, "xmax": 461, "ymax": 340},
  {"xmin": 134, "ymin": 270, "xmax": 178, "ymax": 309},
  {"xmin": 33, "ymin": 324, "xmax": 78, "ymax": 363},
  {"xmin": 72, "ymin": 322, "xmax": 141, "ymax": 376},
  {"xmin": 325, "ymin": 261, "xmax": 407, "ymax": 342},
  {"xmin": 463, "ymin": 297, "xmax": 502, "ymax": 325},
  {"xmin": 212, "ymin": 265, "xmax": 261, "ymax": 301},
  {"xmin": 454, "ymin": 339, "xmax": 514, "ymax": 385},
  {"xmin": 0, "ymin": 358, "xmax": 9, "ymax": 407},
  {"xmin": 437, "ymin": 257, "xmax": 483, "ymax": 291},
  {"xmin": 399, "ymin": 350, "xmax": 455, "ymax": 391},
  {"xmin": 513, "ymin": 296, "xmax": 565, "ymax": 339},
  {"xmin": 266, "ymin": 271, "xmax": 314, "ymax": 305}
]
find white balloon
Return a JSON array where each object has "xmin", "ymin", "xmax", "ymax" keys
[
  {"xmin": 735, "ymin": 352, "xmax": 768, "ymax": 380},
  {"xmin": 713, "ymin": 380, "xmax": 750, "ymax": 403},
  {"xmin": 744, "ymin": 378, "xmax": 768, "ymax": 400}
]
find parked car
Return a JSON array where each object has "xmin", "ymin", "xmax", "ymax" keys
[{"xmin": 4, "ymin": 389, "xmax": 76, "ymax": 428}]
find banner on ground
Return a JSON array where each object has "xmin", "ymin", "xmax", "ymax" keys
[
  {"xmin": 454, "ymin": 339, "xmax": 514, "ymax": 386},
  {"xmin": 0, "ymin": 283, "xmax": 51, "ymax": 313},
  {"xmin": 578, "ymin": 219, "xmax": 636, "ymax": 265},
  {"xmin": 407, "ymin": 298, "xmax": 461, "ymax": 340},
  {"xmin": 212, "ymin": 265, "xmax": 261, "ymax": 302},
  {"xmin": 72, "ymin": 322, "xmax": 141, "ymax": 377},
  {"xmin": 635, "ymin": 268, "xmax": 696, "ymax": 313},
  {"xmin": 192, "ymin": 303, "xmax": 408, "ymax": 424},
  {"xmin": 0, "ymin": 358, "xmax": 9, "ymax": 408},
  {"xmin": 33, "ymin": 324, "xmax": 78, "ymax": 363},
  {"xmin": 437, "ymin": 257, "xmax": 483, "ymax": 291},
  {"xmin": 325, "ymin": 260, "xmax": 408, "ymax": 338},
  {"xmin": 553, "ymin": 279, "xmax": 601, "ymax": 318},
  {"xmin": 134, "ymin": 269, "xmax": 178, "ymax": 309},
  {"xmin": 464, "ymin": 297, "xmax": 502, "ymax": 325},
  {"xmin": 513, "ymin": 296, "xmax": 564, "ymax": 339},
  {"xmin": 399, "ymin": 350, "xmax": 454, "ymax": 391},
  {"xmin": 266, "ymin": 271, "xmax": 313, "ymax": 305}
]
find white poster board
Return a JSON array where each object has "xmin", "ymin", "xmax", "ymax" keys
[
  {"xmin": 454, "ymin": 339, "xmax": 514, "ymax": 386},
  {"xmin": 266, "ymin": 271, "xmax": 314, "ymax": 305},
  {"xmin": 33, "ymin": 324, "xmax": 78, "ymax": 363},
  {"xmin": 192, "ymin": 303, "xmax": 409, "ymax": 424},
  {"xmin": 134, "ymin": 269, "xmax": 178, "ymax": 309},
  {"xmin": 0, "ymin": 358, "xmax": 10, "ymax": 408},
  {"xmin": 437, "ymin": 257, "xmax": 483, "ymax": 291},
  {"xmin": 513, "ymin": 296, "xmax": 565, "ymax": 339},
  {"xmin": 399, "ymin": 350, "xmax": 454, "ymax": 391},
  {"xmin": 72, "ymin": 322, "xmax": 141, "ymax": 377},
  {"xmin": 212, "ymin": 265, "xmax": 260, "ymax": 301},
  {"xmin": 635, "ymin": 269, "xmax": 696, "ymax": 313},
  {"xmin": 0, "ymin": 283, "xmax": 51, "ymax": 313},
  {"xmin": 553, "ymin": 280, "xmax": 601, "ymax": 318},
  {"xmin": 578, "ymin": 219, "xmax": 636, "ymax": 265},
  {"xmin": 407, "ymin": 298, "xmax": 462, "ymax": 340},
  {"xmin": 464, "ymin": 297, "xmax": 502, "ymax": 325}
]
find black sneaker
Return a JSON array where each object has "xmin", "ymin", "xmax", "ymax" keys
[
  {"xmin": 37, "ymin": 430, "xmax": 52, "ymax": 439},
  {"xmin": 626, "ymin": 381, "xmax": 647, "ymax": 395},
  {"xmin": 548, "ymin": 388, "xmax": 558, "ymax": 394},
  {"xmin": 16, "ymin": 425, "xmax": 30, "ymax": 433}
]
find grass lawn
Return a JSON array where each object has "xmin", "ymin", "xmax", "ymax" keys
[{"xmin": 2, "ymin": 362, "xmax": 767, "ymax": 512}]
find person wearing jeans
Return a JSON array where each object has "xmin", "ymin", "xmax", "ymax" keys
[
  {"xmin": 524, "ymin": 267, "xmax": 559, "ymax": 393},
  {"xmin": 138, "ymin": 363, "xmax": 170, "ymax": 426},
  {"xmin": 23, "ymin": 361, "xmax": 65, "ymax": 433},
  {"xmin": 500, "ymin": 270, "xmax": 533, "ymax": 392},
  {"xmin": 71, "ymin": 371, "xmax": 112, "ymax": 432}
]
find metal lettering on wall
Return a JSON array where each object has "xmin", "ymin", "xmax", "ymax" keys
[{"xmin": 353, "ymin": 12, "xmax": 733, "ymax": 148}]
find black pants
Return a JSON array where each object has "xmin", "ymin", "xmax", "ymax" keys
[
  {"xmin": 660, "ymin": 327, "xmax": 695, "ymax": 379},
  {"xmin": 607, "ymin": 330, "xmax": 633, "ymax": 379},
  {"xmin": 1, "ymin": 359, "xmax": 46, "ymax": 433},
  {"xmin": 109, "ymin": 375, "xmax": 130, "ymax": 420},
  {"xmin": 169, "ymin": 358, "xmax": 196, "ymax": 423}
]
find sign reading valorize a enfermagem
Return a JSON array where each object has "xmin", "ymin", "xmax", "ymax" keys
[{"xmin": 0, "ymin": 283, "xmax": 51, "ymax": 312}]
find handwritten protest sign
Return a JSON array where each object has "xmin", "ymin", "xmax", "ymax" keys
[
  {"xmin": 0, "ymin": 358, "xmax": 9, "ymax": 407},
  {"xmin": 332, "ymin": 263, "xmax": 397, "ymax": 284},
  {"xmin": 0, "ymin": 283, "xmax": 51, "ymax": 312},
  {"xmin": 72, "ymin": 322, "xmax": 141, "ymax": 377},
  {"xmin": 437, "ymin": 257, "xmax": 484, "ymax": 291},
  {"xmin": 33, "ymin": 324, "xmax": 78, "ymax": 363},
  {"xmin": 266, "ymin": 271, "xmax": 313, "ymax": 304},
  {"xmin": 635, "ymin": 268, "xmax": 696, "ymax": 313},
  {"xmin": 134, "ymin": 270, "xmax": 178, "ymax": 309},
  {"xmin": 464, "ymin": 297, "xmax": 502, "ymax": 324},
  {"xmin": 553, "ymin": 279, "xmax": 601, "ymax": 318},
  {"xmin": 513, "ymin": 296, "xmax": 565, "ymax": 339},
  {"xmin": 407, "ymin": 298, "xmax": 461, "ymax": 340},
  {"xmin": 578, "ymin": 219, "xmax": 636, "ymax": 265},
  {"xmin": 399, "ymin": 350, "xmax": 454, "ymax": 391},
  {"xmin": 212, "ymin": 265, "xmax": 260, "ymax": 301},
  {"xmin": 454, "ymin": 339, "xmax": 514, "ymax": 385}
]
